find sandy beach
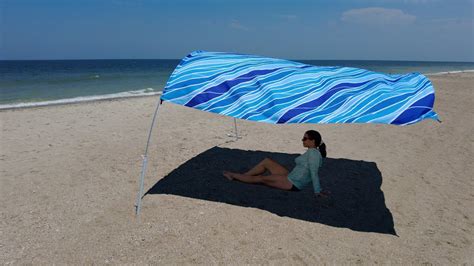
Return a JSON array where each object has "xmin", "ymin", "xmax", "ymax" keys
[{"xmin": 1, "ymin": 72, "xmax": 472, "ymax": 264}]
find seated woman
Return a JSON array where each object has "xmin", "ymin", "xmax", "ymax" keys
[{"xmin": 223, "ymin": 130, "xmax": 329, "ymax": 197}]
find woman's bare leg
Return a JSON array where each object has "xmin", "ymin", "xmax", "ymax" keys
[
  {"xmin": 223, "ymin": 172, "xmax": 293, "ymax": 190},
  {"xmin": 224, "ymin": 172, "xmax": 263, "ymax": 183},
  {"xmin": 244, "ymin": 158, "xmax": 289, "ymax": 176}
]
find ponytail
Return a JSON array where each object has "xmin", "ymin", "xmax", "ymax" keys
[{"xmin": 318, "ymin": 142, "xmax": 327, "ymax": 158}]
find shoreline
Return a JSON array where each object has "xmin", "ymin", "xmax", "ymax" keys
[
  {"xmin": 0, "ymin": 91, "xmax": 162, "ymax": 111},
  {"xmin": 425, "ymin": 69, "xmax": 474, "ymax": 75},
  {"xmin": 1, "ymin": 70, "xmax": 473, "ymax": 112}
]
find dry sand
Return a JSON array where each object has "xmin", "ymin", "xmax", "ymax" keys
[{"xmin": 1, "ymin": 72, "xmax": 473, "ymax": 264}]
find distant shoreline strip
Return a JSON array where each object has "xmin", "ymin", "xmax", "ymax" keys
[
  {"xmin": 425, "ymin": 69, "xmax": 474, "ymax": 75},
  {"xmin": 0, "ymin": 90, "xmax": 162, "ymax": 111}
]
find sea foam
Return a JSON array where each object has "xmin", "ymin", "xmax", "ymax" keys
[{"xmin": 0, "ymin": 89, "xmax": 162, "ymax": 110}]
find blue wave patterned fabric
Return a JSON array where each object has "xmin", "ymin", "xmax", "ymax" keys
[{"xmin": 161, "ymin": 51, "xmax": 439, "ymax": 125}]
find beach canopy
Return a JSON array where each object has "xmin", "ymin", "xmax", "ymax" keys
[
  {"xmin": 135, "ymin": 51, "xmax": 440, "ymax": 216},
  {"xmin": 161, "ymin": 51, "xmax": 439, "ymax": 125}
]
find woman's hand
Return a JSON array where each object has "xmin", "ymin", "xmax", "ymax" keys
[{"xmin": 315, "ymin": 190, "xmax": 331, "ymax": 198}]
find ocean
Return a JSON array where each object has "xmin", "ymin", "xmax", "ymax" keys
[{"xmin": 1, "ymin": 59, "xmax": 473, "ymax": 109}]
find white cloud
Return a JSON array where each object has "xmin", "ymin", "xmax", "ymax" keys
[
  {"xmin": 229, "ymin": 20, "xmax": 250, "ymax": 31},
  {"xmin": 341, "ymin": 7, "xmax": 416, "ymax": 25}
]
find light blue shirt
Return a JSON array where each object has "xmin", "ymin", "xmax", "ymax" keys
[{"xmin": 287, "ymin": 148, "xmax": 323, "ymax": 193}]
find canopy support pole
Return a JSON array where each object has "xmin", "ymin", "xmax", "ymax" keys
[
  {"xmin": 135, "ymin": 98, "xmax": 163, "ymax": 217},
  {"xmin": 233, "ymin": 118, "xmax": 239, "ymax": 141}
]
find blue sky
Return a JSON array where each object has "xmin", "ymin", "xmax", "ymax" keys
[{"xmin": 1, "ymin": 0, "xmax": 473, "ymax": 61}]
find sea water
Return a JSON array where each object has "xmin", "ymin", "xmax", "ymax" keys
[{"xmin": 1, "ymin": 59, "xmax": 473, "ymax": 109}]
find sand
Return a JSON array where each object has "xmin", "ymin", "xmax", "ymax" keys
[{"xmin": 1, "ymin": 72, "xmax": 473, "ymax": 264}]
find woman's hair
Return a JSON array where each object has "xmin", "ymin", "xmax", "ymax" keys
[{"xmin": 305, "ymin": 130, "xmax": 327, "ymax": 158}]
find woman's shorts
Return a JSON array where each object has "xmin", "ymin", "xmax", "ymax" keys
[{"xmin": 290, "ymin": 185, "xmax": 301, "ymax": 192}]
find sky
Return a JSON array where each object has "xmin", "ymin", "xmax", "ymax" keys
[{"xmin": 1, "ymin": 0, "xmax": 473, "ymax": 61}]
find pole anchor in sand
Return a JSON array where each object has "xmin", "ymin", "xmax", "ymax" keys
[
  {"xmin": 135, "ymin": 99, "xmax": 162, "ymax": 217},
  {"xmin": 226, "ymin": 118, "xmax": 242, "ymax": 141}
]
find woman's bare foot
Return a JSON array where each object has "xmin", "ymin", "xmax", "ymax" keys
[{"xmin": 223, "ymin": 171, "xmax": 234, "ymax": 181}]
